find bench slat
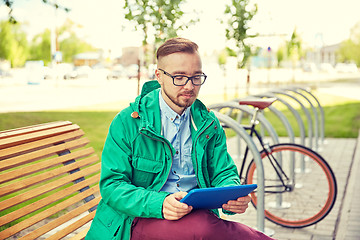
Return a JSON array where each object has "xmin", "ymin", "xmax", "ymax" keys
[
  {"xmin": 0, "ymin": 121, "xmax": 73, "ymax": 139},
  {"xmin": 0, "ymin": 174, "xmax": 100, "ymax": 226},
  {"xmin": 0, "ymin": 137, "xmax": 90, "ymax": 171},
  {"xmin": 0, "ymin": 129, "xmax": 84, "ymax": 160},
  {"xmin": 0, "ymin": 124, "xmax": 80, "ymax": 150},
  {"xmin": 45, "ymin": 207, "xmax": 97, "ymax": 240},
  {"xmin": 0, "ymin": 186, "xmax": 100, "ymax": 240},
  {"xmin": 0, "ymin": 147, "xmax": 95, "ymax": 185},
  {"xmin": 68, "ymin": 226, "xmax": 90, "ymax": 240},
  {"xmin": 0, "ymin": 162, "xmax": 100, "ymax": 211}
]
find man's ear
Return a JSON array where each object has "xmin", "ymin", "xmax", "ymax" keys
[{"xmin": 155, "ymin": 69, "xmax": 163, "ymax": 85}]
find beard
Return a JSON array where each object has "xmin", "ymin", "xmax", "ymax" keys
[{"xmin": 163, "ymin": 86, "xmax": 196, "ymax": 110}]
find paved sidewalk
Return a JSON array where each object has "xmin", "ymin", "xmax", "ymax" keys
[
  {"xmin": 225, "ymin": 134, "xmax": 360, "ymax": 240},
  {"xmin": 334, "ymin": 132, "xmax": 360, "ymax": 239}
]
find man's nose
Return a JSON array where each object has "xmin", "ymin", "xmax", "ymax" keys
[{"xmin": 183, "ymin": 78, "xmax": 195, "ymax": 89}]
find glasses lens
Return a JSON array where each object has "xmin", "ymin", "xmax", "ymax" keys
[
  {"xmin": 174, "ymin": 75, "xmax": 206, "ymax": 86},
  {"xmin": 192, "ymin": 75, "xmax": 204, "ymax": 85}
]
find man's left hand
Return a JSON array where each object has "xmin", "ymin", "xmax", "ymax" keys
[{"xmin": 222, "ymin": 195, "xmax": 251, "ymax": 214}]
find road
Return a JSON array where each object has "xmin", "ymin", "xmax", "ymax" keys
[{"xmin": 1, "ymin": 69, "xmax": 359, "ymax": 113}]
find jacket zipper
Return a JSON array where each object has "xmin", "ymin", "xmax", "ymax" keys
[{"xmin": 193, "ymin": 120, "xmax": 214, "ymax": 188}]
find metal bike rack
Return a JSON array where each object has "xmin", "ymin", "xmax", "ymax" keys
[
  {"xmin": 213, "ymin": 111, "xmax": 268, "ymax": 233},
  {"xmin": 270, "ymin": 90, "xmax": 314, "ymax": 150},
  {"xmin": 267, "ymin": 105, "xmax": 295, "ymax": 143},
  {"xmin": 253, "ymin": 93, "xmax": 305, "ymax": 146},
  {"xmin": 209, "ymin": 102, "xmax": 280, "ymax": 146},
  {"xmin": 271, "ymin": 90, "xmax": 319, "ymax": 173},
  {"xmin": 210, "ymin": 101, "xmax": 280, "ymax": 163},
  {"xmin": 243, "ymin": 95, "xmax": 295, "ymax": 143},
  {"xmin": 296, "ymin": 87, "xmax": 326, "ymax": 146},
  {"xmin": 284, "ymin": 88, "xmax": 319, "ymax": 151}
]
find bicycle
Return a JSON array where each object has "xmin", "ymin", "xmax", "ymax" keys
[{"xmin": 233, "ymin": 97, "xmax": 337, "ymax": 228}]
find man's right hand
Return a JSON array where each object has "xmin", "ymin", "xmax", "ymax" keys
[{"xmin": 162, "ymin": 191, "xmax": 193, "ymax": 220}]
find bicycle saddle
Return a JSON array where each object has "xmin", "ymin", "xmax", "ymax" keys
[{"xmin": 239, "ymin": 97, "xmax": 277, "ymax": 109}]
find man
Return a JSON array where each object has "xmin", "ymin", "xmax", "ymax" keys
[{"xmin": 86, "ymin": 37, "xmax": 273, "ymax": 239}]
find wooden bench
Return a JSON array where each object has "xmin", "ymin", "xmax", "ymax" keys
[{"xmin": 0, "ymin": 121, "xmax": 101, "ymax": 240}]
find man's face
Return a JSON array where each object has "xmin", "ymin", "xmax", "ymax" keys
[{"xmin": 155, "ymin": 52, "xmax": 202, "ymax": 115}]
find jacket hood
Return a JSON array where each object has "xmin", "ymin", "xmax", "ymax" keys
[
  {"xmin": 130, "ymin": 80, "xmax": 160, "ymax": 113},
  {"xmin": 129, "ymin": 80, "xmax": 215, "ymax": 133}
]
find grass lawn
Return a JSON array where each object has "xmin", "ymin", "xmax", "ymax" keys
[{"xmin": 263, "ymin": 100, "xmax": 360, "ymax": 139}]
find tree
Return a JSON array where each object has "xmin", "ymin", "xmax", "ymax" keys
[
  {"xmin": 1, "ymin": 0, "xmax": 70, "ymax": 23},
  {"xmin": 276, "ymin": 46, "xmax": 285, "ymax": 67},
  {"xmin": 286, "ymin": 28, "xmax": 302, "ymax": 64},
  {"xmin": 0, "ymin": 20, "xmax": 29, "ymax": 67},
  {"xmin": 223, "ymin": 0, "xmax": 258, "ymax": 69},
  {"xmin": 123, "ymin": 0, "xmax": 198, "ymax": 65},
  {"xmin": 286, "ymin": 28, "xmax": 303, "ymax": 81},
  {"xmin": 29, "ymin": 29, "xmax": 51, "ymax": 65},
  {"xmin": 28, "ymin": 19, "xmax": 96, "ymax": 64},
  {"xmin": 222, "ymin": 0, "xmax": 258, "ymax": 96},
  {"xmin": 338, "ymin": 22, "xmax": 360, "ymax": 66},
  {"xmin": 59, "ymin": 32, "xmax": 96, "ymax": 63}
]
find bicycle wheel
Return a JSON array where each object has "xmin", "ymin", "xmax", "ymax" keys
[{"xmin": 245, "ymin": 143, "xmax": 337, "ymax": 228}]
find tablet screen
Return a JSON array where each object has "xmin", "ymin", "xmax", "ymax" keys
[{"xmin": 180, "ymin": 184, "xmax": 257, "ymax": 209}]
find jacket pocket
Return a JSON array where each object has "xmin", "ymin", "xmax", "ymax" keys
[
  {"xmin": 132, "ymin": 156, "xmax": 163, "ymax": 187},
  {"xmin": 86, "ymin": 201, "xmax": 124, "ymax": 240}
]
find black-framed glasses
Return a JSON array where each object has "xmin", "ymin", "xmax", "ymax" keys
[{"xmin": 158, "ymin": 68, "xmax": 207, "ymax": 86}]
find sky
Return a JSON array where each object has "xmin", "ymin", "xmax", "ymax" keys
[{"xmin": 1, "ymin": 0, "xmax": 360, "ymax": 56}]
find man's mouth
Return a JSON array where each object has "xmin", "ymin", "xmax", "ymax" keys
[{"xmin": 180, "ymin": 92, "xmax": 194, "ymax": 98}]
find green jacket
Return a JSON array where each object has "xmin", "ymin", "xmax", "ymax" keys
[{"xmin": 86, "ymin": 81, "xmax": 241, "ymax": 240}]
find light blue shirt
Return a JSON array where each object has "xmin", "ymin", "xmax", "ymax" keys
[{"xmin": 159, "ymin": 92, "xmax": 198, "ymax": 194}]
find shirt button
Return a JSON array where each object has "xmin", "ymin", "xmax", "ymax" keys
[
  {"xmin": 177, "ymin": 184, "xmax": 180, "ymax": 187},
  {"xmin": 176, "ymin": 150, "xmax": 179, "ymax": 154},
  {"xmin": 174, "ymin": 171, "xmax": 177, "ymax": 174},
  {"xmin": 206, "ymin": 135, "xmax": 210, "ymax": 139}
]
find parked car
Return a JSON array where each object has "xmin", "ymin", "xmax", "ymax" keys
[
  {"xmin": 107, "ymin": 64, "xmax": 125, "ymax": 80},
  {"xmin": 319, "ymin": 63, "xmax": 336, "ymax": 73},
  {"xmin": 125, "ymin": 64, "xmax": 140, "ymax": 79},
  {"xmin": 302, "ymin": 62, "xmax": 318, "ymax": 72},
  {"xmin": 107, "ymin": 69, "xmax": 123, "ymax": 80},
  {"xmin": 335, "ymin": 63, "xmax": 358, "ymax": 73},
  {"xmin": 64, "ymin": 66, "xmax": 92, "ymax": 79},
  {"xmin": 125, "ymin": 64, "xmax": 149, "ymax": 79},
  {"xmin": 43, "ymin": 66, "xmax": 56, "ymax": 80},
  {"xmin": 0, "ymin": 69, "xmax": 11, "ymax": 78}
]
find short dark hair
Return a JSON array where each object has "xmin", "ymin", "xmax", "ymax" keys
[{"xmin": 156, "ymin": 37, "xmax": 199, "ymax": 61}]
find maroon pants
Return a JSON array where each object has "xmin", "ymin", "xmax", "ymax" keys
[{"xmin": 131, "ymin": 210, "xmax": 274, "ymax": 240}]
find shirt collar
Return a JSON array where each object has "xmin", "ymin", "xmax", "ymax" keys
[{"xmin": 159, "ymin": 91, "xmax": 190, "ymax": 122}]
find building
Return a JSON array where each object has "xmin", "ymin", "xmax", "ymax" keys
[
  {"xmin": 73, "ymin": 52, "xmax": 101, "ymax": 67},
  {"xmin": 306, "ymin": 43, "xmax": 340, "ymax": 66},
  {"xmin": 115, "ymin": 47, "xmax": 140, "ymax": 67}
]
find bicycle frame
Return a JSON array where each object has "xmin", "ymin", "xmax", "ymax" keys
[{"xmin": 238, "ymin": 107, "xmax": 291, "ymax": 193}]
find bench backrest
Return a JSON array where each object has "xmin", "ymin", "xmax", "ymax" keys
[{"xmin": 0, "ymin": 121, "xmax": 101, "ymax": 240}]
